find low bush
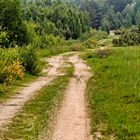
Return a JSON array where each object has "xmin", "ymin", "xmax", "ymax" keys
[
  {"xmin": 0, "ymin": 48, "xmax": 24, "ymax": 84},
  {"xmin": 0, "ymin": 30, "xmax": 9, "ymax": 48},
  {"xmin": 39, "ymin": 35, "xmax": 66, "ymax": 48},
  {"xmin": 80, "ymin": 29, "xmax": 108, "ymax": 41},
  {"xmin": 113, "ymin": 25, "xmax": 140, "ymax": 46},
  {"xmin": 0, "ymin": 45, "xmax": 42, "ymax": 85},
  {"xmin": 19, "ymin": 46, "xmax": 41, "ymax": 75},
  {"xmin": 82, "ymin": 37, "xmax": 97, "ymax": 48}
]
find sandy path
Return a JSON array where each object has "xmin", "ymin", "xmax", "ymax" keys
[
  {"xmin": 0, "ymin": 55, "xmax": 65, "ymax": 128},
  {"xmin": 52, "ymin": 55, "xmax": 92, "ymax": 140}
]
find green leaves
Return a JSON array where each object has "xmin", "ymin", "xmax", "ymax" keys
[
  {"xmin": 47, "ymin": 4, "xmax": 90, "ymax": 39},
  {"xmin": 0, "ymin": 0, "xmax": 29, "ymax": 46}
]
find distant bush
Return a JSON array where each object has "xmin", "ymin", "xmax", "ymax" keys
[
  {"xmin": 79, "ymin": 29, "xmax": 108, "ymax": 41},
  {"xmin": 82, "ymin": 38, "xmax": 97, "ymax": 48},
  {"xmin": 113, "ymin": 26, "xmax": 140, "ymax": 46},
  {"xmin": 40, "ymin": 35, "xmax": 66, "ymax": 48},
  {"xmin": 70, "ymin": 43, "xmax": 84, "ymax": 51},
  {"xmin": 80, "ymin": 29, "xmax": 108, "ymax": 48},
  {"xmin": 19, "ymin": 46, "xmax": 41, "ymax": 75}
]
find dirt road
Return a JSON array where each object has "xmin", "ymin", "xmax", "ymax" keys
[
  {"xmin": 0, "ymin": 55, "xmax": 65, "ymax": 128},
  {"xmin": 0, "ymin": 53, "xmax": 92, "ymax": 140},
  {"xmin": 52, "ymin": 55, "xmax": 92, "ymax": 140}
]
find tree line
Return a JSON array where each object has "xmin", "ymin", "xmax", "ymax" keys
[
  {"xmin": 1, "ymin": 0, "xmax": 140, "ymax": 48},
  {"xmin": 80, "ymin": 0, "xmax": 140, "ymax": 32},
  {"xmin": 0, "ymin": 0, "xmax": 90, "ymax": 47}
]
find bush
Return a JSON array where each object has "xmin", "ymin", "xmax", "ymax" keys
[
  {"xmin": 113, "ymin": 26, "xmax": 140, "ymax": 46},
  {"xmin": 0, "ymin": 60, "xmax": 24, "ymax": 84},
  {"xmin": 79, "ymin": 29, "xmax": 108, "ymax": 41},
  {"xmin": 0, "ymin": 30, "xmax": 9, "ymax": 48},
  {"xmin": 70, "ymin": 43, "xmax": 84, "ymax": 51},
  {"xmin": 19, "ymin": 46, "xmax": 41, "ymax": 75},
  {"xmin": 82, "ymin": 37, "xmax": 97, "ymax": 48},
  {"xmin": 0, "ymin": 48, "xmax": 24, "ymax": 84},
  {"xmin": 40, "ymin": 35, "xmax": 66, "ymax": 48}
]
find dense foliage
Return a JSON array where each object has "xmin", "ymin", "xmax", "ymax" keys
[
  {"xmin": 0, "ymin": 0, "xmax": 29, "ymax": 47},
  {"xmin": 47, "ymin": 4, "xmax": 90, "ymax": 39},
  {"xmin": 0, "ymin": 0, "xmax": 90, "ymax": 47},
  {"xmin": 0, "ymin": 46, "xmax": 41, "ymax": 85},
  {"xmin": 22, "ymin": 0, "xmax": 90, "ymax": 40},
  {"xmin": 1, "ymin": 0, "xmax": 140, "ymax": 48},
  {"xmin": 113, "ymin": 25, "xmax": 140, "ymax": 46},
  {"xmin": 80, "ymin": 0, "xmax": 140, "ymax": 32}
]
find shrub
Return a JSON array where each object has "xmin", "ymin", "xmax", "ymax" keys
[
  {"xmin": 40, "ymin": 35, "xmax": 66, "ymax": 48},
  {"xmin": 79, "ymin": 29, "xmax": 108, "ymax": 41},
  {"xmin": 113, "ymin": 26, "xmax": 140, "ymax": 46},
  {"xmin": 0, "ymin": 30, "xmax": 9, "ymax": 48},
  {"xmin": 70, "ymin": 43, "xmax": 84, "ymax": 51},
  {"xmin": 0, "ymin": 48, "xmax": 24, "ymax": 84},
  {"xmin": 0, "ymin": 60, "xmax": 24, "ymax": 84},
  {"xmin": 19, "ymin": 46, "xmax": 41, "ymax": 75},
  {"xmin": 82, "ymin": 37, "xmax": 97, "ymax": 48}
]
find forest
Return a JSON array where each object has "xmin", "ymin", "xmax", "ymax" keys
[
  {"xmin": 0, "ymin": 0, "xmax": 140, "ymax": 140},
  {"xmin": 0, "ymin": 0, "xmax": 140, "ymax": 48}
]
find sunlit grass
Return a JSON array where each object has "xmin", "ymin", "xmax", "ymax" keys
[{"xmin": 83, "ymin": 47, "xmax": 140, "ymax": 139}]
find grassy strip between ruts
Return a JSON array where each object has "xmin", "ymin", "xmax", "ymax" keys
[
  {"xmin": 0, "ymin": 63, "xmax": 74, "ymax": 140},
  {"xmin": 82, "ymin": 47, "xmax": 140, "ymax": 140}
]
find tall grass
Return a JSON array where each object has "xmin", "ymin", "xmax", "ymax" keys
[{"xmin": 83, "ymin": 47, "xmax": 140, "ymax": 139}]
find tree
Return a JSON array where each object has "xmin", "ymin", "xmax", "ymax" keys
[
  {"xmin": 123, "ymin": 14, "xmax": 133, "ymax": 28},
  {"xmin": 115, "ymin": 12, "xmax": 123, "ymax": 29},
  {"xmin": 100, "ymin": 16, "xmax": 111, "ymax": 32},
  {"xmin": 47, "ymin": 4, "xmax": 90, "ymax": 39},
  {"xmin": 0, "ymin": 0, "xmax": 28, "ymax": 46},
  {"xmin": 80, "ymin": 0, "xmax": 102, "ymax": 29},
  {"xmin": 107, "ymin": 0, "xmax": 132, "ymax": 12},
  {"xmin": 135, "ymin": 10, "xmax": 140, "ymax": 24}
]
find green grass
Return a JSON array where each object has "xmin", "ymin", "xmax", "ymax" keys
[
  {"xmin": 82, "ymin": 47, "xmax": 140, "ymax": 140},
  {"xmin": 0, "ymin": 74, "xmax": 38, "ymax": 103},
  {"xmin": 97, "ymin": 35, "xmax": 117, "ymax": 47},
  {"xmin": 38, "ymin": 43, "xmax": 84, "ymax": 58},
  {"xmin": 0, "ymin": 76, "xmax": 69, "ymax": 139},
  {"xmin": 0, "ymin": 62, "xmax": 74, "ymax": 140}
]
